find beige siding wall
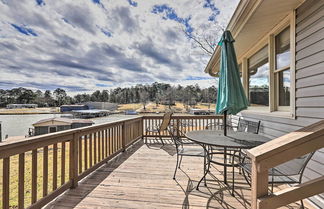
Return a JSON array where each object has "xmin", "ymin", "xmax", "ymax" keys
[{"xmin": 239, "ymin": 0, "xmax": 324, "ymax": 207}]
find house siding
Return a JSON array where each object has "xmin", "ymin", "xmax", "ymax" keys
[{"xmin": 239, "ymin": 0, "xmax": 324, "ymax": 207}]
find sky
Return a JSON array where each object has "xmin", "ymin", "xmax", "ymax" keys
[{"xmin": 0, "ymin": 0, "xmax": 239, "ymax": 94}]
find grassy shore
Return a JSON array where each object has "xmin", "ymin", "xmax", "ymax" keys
[
  {"xmin": 117, "ymin": 102, "xmax": 215, "ymax": 113},
  {"xmin": 0, "ymin": 107, "xmax": 60, "ymax": 115}
]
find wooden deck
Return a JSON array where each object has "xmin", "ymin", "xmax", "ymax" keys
[{"xmin": 45, "ymin": 139, "xmax": 314, "ymax": 209}]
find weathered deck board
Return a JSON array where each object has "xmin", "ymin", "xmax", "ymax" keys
[{"xmin": 45, "ymin": 139, "xmax": 314, "ymax": 209}]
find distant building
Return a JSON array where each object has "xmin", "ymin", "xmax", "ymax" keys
[
  {"xmin": 72, "ymin": 109, "xmax": 110, "ymax": 118},
  {"xmin": 125, "ymin": 110, "xmax": 138, "ymax": 115},
  {"xmin": 60, "ymin": 104, "xmax": 88, "ymax": 112},
  {"xmin": 84, "ymin": 102, "xmax": 118, "ymax": 111},
  {"xmin": 32, "ymin": 118, "xmax": 93, "ymax": 136},
  {"xmin": 6, "ymin": 104, "xmax": 38, "ymax": 109}
]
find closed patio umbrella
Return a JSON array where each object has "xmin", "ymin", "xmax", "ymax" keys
[{"xmin": 216, "ymin": 30, "xmax": 249, "ymax": 136}]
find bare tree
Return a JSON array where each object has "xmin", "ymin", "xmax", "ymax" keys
[
  {"xmin": 181, "ymin": 21, "xmax": 225, "ymax": 56},
  {"xmin": 139, "ymin": 90, "xmax": 149, "ymax": 110},
  {"xmin": 164, "ymin": 87, "xmax": 176, "ymax": 109}
]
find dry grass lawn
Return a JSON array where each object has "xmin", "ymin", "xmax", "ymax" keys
[{"xmin": 118, "ymin": 102, "xmax": 215, "ymax": 113}]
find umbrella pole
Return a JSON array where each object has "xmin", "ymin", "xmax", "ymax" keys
[{"xmin": 224, "ymin": 110, "xmax": 227, "ymax": 136}]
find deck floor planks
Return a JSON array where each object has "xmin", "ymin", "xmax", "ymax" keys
[{"xmin": 45, "ymin": 139, "xmax": 314, "ymax": 209}]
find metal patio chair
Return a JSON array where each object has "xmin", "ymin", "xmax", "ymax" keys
[
  {"xmin": 168, "ymin": 126, "xmax": 205, "ymax": 179},
  {"xmin": 146, "ymin": 112, "xmax": 173, "ymax": 145},
  {"xmin": 239, "ymin": 151, "xmax": 315, "ymax": 208},
  {"xmin": 236, "ymin": 117, "xmax": 261, "ymax": 134},
  {"xmin": 206, "ymin": 117, "xmax": 262, "ymax": 175},
  {"xmin": 205, "ymin": 117, "xmax": 261, "ymax": 133}
]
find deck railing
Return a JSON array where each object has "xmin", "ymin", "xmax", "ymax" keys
[
  {"xmin": 0, "ymin": 116, "xmax": 143, "ymax": 209},
  {"xmin": 0, "ymin": 114, "xmax": 223, "ymax": 208},
  {"xmin": 143, "ymin": 115, "xmax": 223, "ymax": 137},
  {"xmin": 247, "ymin": 120, "xmax": 324, "ymax": 209}
]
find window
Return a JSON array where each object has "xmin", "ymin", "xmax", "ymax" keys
[
  {"xmin": 239, "ymin": 14, "xmax": 295, "ymax": 117},
  {"xmin": 248, "ymin": 46, "xmax": 269, "ymax": 107},
  {"xmin": 49, "ymin": 126, "xmax": 57, "ymax": 133},
  {"xmin": 275, "ymin": 27, "xmax": 290, "ymax": 108}
]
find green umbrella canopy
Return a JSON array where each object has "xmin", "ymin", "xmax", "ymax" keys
[{"xmin": 216, "ymin": 30, "xmax": 249, "ymax": 115}]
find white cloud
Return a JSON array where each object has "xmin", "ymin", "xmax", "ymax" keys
[{"xmin": 0, "ymin": 0, "xmax": 239, "ymax": 94}]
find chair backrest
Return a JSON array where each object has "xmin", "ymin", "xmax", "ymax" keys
[
  {"xmin": 167, "ymin": 126, "xmax": 182, "ymax": 147},
  {"xmin": 274, "ymin": 151, "xmax": 315, "ymax": 179},
  {"xmin": 237, "ymin": 118, "xmax": 261, "ymax": 134},
  {"xmin": 159, "ymin": 112, "xmax": 173, "ymax": 132}
]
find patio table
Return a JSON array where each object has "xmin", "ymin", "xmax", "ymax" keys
[{"xmin": 185, "ymin": 130, "xmax": 271, "ymax": 195}]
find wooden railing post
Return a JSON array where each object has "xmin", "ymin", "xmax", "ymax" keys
[
  {"xmin": 140, "ymin": 117, "xmax": 144, "ymax": 139},
  {"xmin": 70, "ymin": 132, "xmax": 79, "ymax": 189},
  {"xmin": 3, "ymin": 157, "xmax": 10, "ymax": 209},
  {"xmin": 122, "ymin": 122, "xmax": 126, "ymax": 152},
  {"xmin": 251, "ymin": 159, "xmax": 268, "ymax": 209}
]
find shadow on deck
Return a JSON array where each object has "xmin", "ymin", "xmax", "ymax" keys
[{"xmin": 45, "ymin": 139, "xmax": 310, "ymax": 209}]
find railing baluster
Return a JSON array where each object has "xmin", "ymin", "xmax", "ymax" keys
[
  {"xmin": 61, "ymin": 142, "xmax": 65, "ymax": 185},
  {"xmin": 43, "ymin": 146, "xmax": 48, "ymax": 197},
  {"xmin": 53, "ymin": 143, "xmax": 58, "ymax": 190},
  {"xmin": 3, "ymin": 157, "xmax": 10, "ymax": 209},
  {"xmin": 108, "ymin": 128, "xmax": 111, "ymax": 156},
  {"xmin": 18, "ymin": 153, "xmax": 25, "ymax": 209},
  {"xmin": 78, "ymin": 136, "xmax": 82, "ymax": 174},
  {"xmin": 111, "ymin": 127, "xmax": 114, "ymax": 153},
  {"xmin": 115, "ymin": 127, "xmax": 117, "ymax": 152},
  {"xmin": 105, "ymin": 129, "xmax": 108, "ymax": 157},
  {"xmin": 102, "ymin": 130, "xmax": 105, "ymax": 159},
  {"xmin": 98, "ymin": 131, "xmax": 101, "ymax": 162},
  {"xmin": 84, "ymin": 135, "xmax": 88, "ymax": 171},
  {"xmin": 94, "ymin": 132, "xmax": 97, "ymax": 164},
  {"xmin": 31, "ymin": 149, "xmax": 37, "ymax": 204},
  {"xmin": 89, "ymin": 134, "xmax": 93, "ymax": 168}
]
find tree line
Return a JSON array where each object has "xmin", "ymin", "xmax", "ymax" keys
[{"xmin": 0, "ymin": 82, "xmax": 217, "ymax": 108}]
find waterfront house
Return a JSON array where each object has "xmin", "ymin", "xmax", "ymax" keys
[
  {"xmin": 205, "ymin": 0, "xmax": 324, "ymax": 207},
  {"xmin": 60, "ymin": 104, "xmax": 89, "ymax": 112},
  {"xmin": 32, "ymin": 117, "xmax": 93, "ymax": 135}
]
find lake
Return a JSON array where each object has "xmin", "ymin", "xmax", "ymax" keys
[{"xmin": 0, "ymin": 114, "xmax": 138, "ymax": 140}]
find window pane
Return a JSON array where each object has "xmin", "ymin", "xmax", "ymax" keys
[
  {"xmin": 278, "ymin": 69, "xmax": 290, "ymax": 106},
  {"xmin": 248, "ymin": 46, "xmax": 269, "ymax": 107},
  {"xmin": 276, "ymin": 27, "xmax": 290, "ymax": 69}
]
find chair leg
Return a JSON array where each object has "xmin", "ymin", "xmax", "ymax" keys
[
  {"xmin": 173, "ymin": 154, "xmax": 179, "ymax": 179},
  {"xmin": 300, "ymin": 200, "xmax": 304, "ymax": 209},
  {"xmin": 204, "ymin": 154, "xmax": 207, "ymax": 186},
  {"xmin": 231, "ymin": 151, "xmax": 237, "ymax": 196},
  {"xmin": 159, "ymin": 133, "xmax": 164, "ymax": 145},
  {"xmin": 242, "ymin": 168, "xmax": 251, "ymax": 186},
  {"xmin": 178, "ymin": 155, "xmax": 183, "ymax": 168}
]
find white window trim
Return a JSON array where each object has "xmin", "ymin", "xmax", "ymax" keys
[{"xmin": 239, "ymin": 11, "xmax": 296, "ymax": 119}]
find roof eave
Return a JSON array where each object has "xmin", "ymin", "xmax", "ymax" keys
[{"xmin": 204, "ymin": 0, "xmax": 258, "ymax": 76}]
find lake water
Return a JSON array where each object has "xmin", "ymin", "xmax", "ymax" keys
[{"xmin": 0, "ymin": 114, "xmax": 138, "ymax": 140}]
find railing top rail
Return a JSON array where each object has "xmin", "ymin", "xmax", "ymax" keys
[
  {"xmin": 246, "ymin": 119, "xmax": 324, "ymax": 171},
  {"xmin": 143, "ymin": 114, "xmax": 223, "ymax": 119},
  {"xmin": 0, "ymin": 116, "xmax": 142, "ymax": 158}
]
